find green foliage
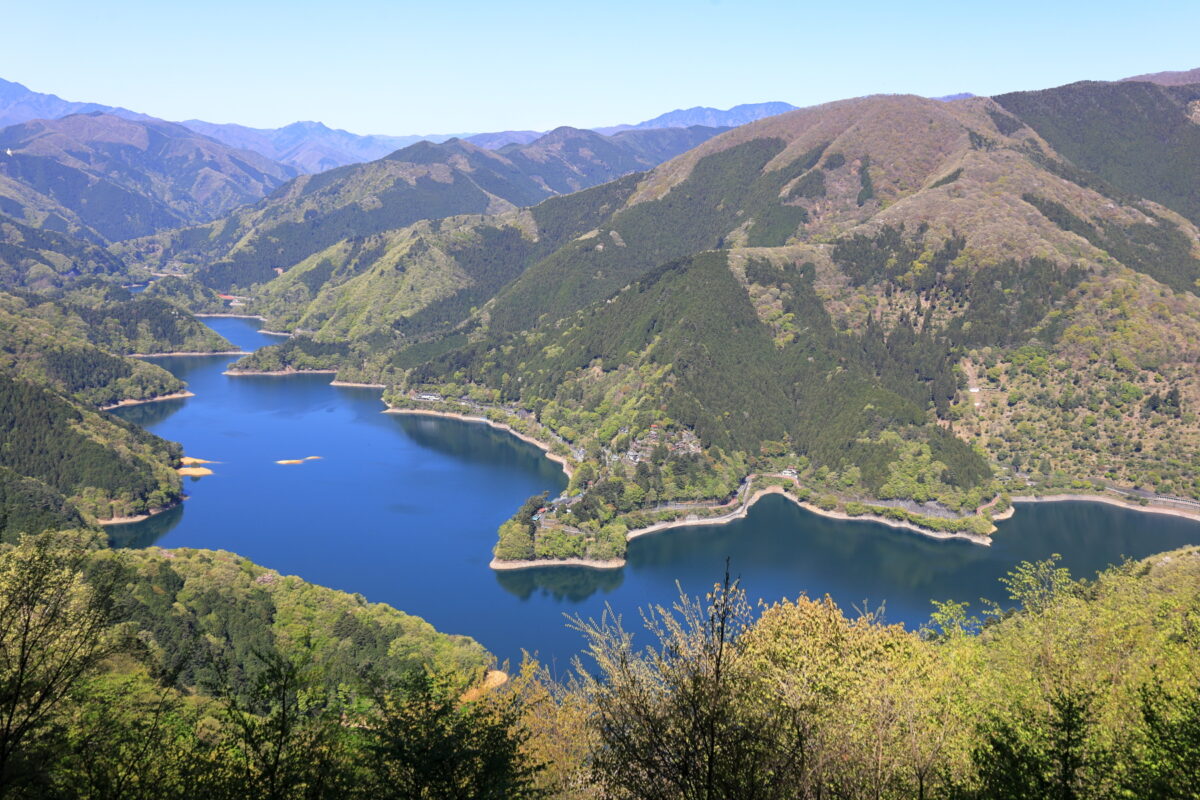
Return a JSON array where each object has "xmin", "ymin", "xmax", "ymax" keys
[
  {"xmin": 1023, "ymin": 193, "xmax": 1200, "ymax": 295},
  {"xmin": 487, "ymin": 137, "xmax": 817, "ymax": 332},
  {"xmin": 363, "ymin": 668, "xmax": 541, "ymax": 799},
  {"xmin": 110, "ymin": 547, "xmax": 487, "ymax": 699},
  {"xmin": 0, "ymin": 289, "xmax": 188, "ymax": 407},
  {"xmin": 0, "ymin": 468, "xmax": 85, "ymax": 542},
  {"xmin": 930, "ymin": 167, "xmax": 963, "ymax": 188},
  {"xmin": 0, "ymin": 372, "xmax": 182, "ymax": 520},
  {"xmin": 996, "ymin": 80, "xmax": 1200, "ymax": 226},
  {"xmin": 0, "ymin": 213, "xmax": 125, "ymax": 290},
  {"xmin": 856, "ymin": 155, "xmax": 875, "ymax": 205},
  {"xmin": 142, "ymin": 275, "xmax": 231, "ymax": 314}
]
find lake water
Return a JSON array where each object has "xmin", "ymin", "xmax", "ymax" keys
[{"xmin": 111, "ymin": 317, "xmax": 1200, "ymax": 670}]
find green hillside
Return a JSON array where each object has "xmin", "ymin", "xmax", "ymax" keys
[
  {"xmin": 115, "ymin": 127, "xmax": 724, "ymax": 291},
  {"xmin": 3, "ymin": 532, "xmax": 1199, "ymax": 798},
  {"xmin": 23, "ymin": 281, "xmax": 237, "ymax": 355},
  {"xmin": 0, "ymin": 212, "xmax": 125, "ymax": 289},
  {"xmin": 225, "ymin": 90, "xmax": 1200, "ymax": 562},
  {"xmin": 0, "ymin": 372, "xmax": 182, "ymax": 523},
  {"xmin": 0, "ymin": 290, "xmax": 186, "ymax": 407},
  {"xmin": 995, "ymin": 80, "xmax": 1200, "ymax": 229},
  {"xmin": 0, "ymin": 467, "xmax": 86, "ymax": 540},
  {"xmin": 0, "ymin": 531, "xmax": 496, "ymax": 795}
]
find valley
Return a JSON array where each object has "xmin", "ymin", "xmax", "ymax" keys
[{"xmin": 2, "ymin": 43, "xmax": 1200, "ymax": 794}]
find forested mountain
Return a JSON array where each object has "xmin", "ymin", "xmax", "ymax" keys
[
  {"xmin": 0, "ymin": 211, "xmax": 125, "ymax": 288},
  {"xmin": 0, "ymin": 371, "xmax": 182, "ymax": 526},
  {"xmin": 0, "ymin": 113, "xmax": 297, "ymax": 242},
  {"xmin": 223, "ymin": 87, "xmax": 1200, "ymax": 562},
  {"xmin": 116, "ymin": 125, "xmax": 725, "ymax": 290},
  {"xmin": 20, "ymin": 280, "xmax": 236, "ymax": 355},
  {"xmin": 0, "ymin": 289, "xmax": 187, "ymax": 407},
  {"xmin": 994, "ymin": 80, "xmax": 1200, "ymax": 228}
]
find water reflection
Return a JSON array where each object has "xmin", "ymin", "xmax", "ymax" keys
[
  {"xmin": 390, "ymin": 414, "xmax": 566, "ymax": 485},
  {"xmin": 113, "ymin": 397, "xmax": 190, "ymax": 428},
  {"xmin": 495, "ymin": 565, "xmax": 625, "ymax": 602},
  {"xmin": 106, "ymin": 504, "xmax": 186, "ymax": 548}
]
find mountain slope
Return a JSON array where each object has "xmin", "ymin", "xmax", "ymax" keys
[
  {"xmin": 0, "ymin": 211, "xmax": 126, "ymax": 288},
  {"xmin": 240, "ymin": 90, "xmax": 1200, "ymax": 561},
  {"xmin": 994, "ymin": 80, "xmax": 1200, "ymax": 231},
  {"xmin": 118, "ymin": 125, "xmax": 725, "ymax": 290},
  {"xmin": 0, "ymin": 370, "xmax": 182, "ymax": 524},
  {"xmin": 0, "ymin": 113, "xmax": 297, "ymax": 242},
  {"xmin": 0, "ymin": 289, "xmax": 187, "ymax": 407}
]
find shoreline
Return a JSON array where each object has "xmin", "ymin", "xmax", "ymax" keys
[
  {"xmin": 384, "ymin": 407, "xmax": 575, "ymax": 479},
  {"xmin": 195, "ymin": 313, "xmax": 265, "ymax": 320},
  {"xmin": 331, "ymin": 380, "xmax": 387, "ymax": 389},
  {"xmin": 624, "ymin": 485, "xmax": 994, "ymax": 546},
  {"xmin": 224, "ymin": 368, "xmax": 338, "ymax": 377},
  {"xmin": 258, "ymin": 329, "xmax": 292, "ymax": 336},
  {"xmin": 1010, "ymin": 493, "xmax": 1200, "ymax": 524},
  {"xmin": 489, "ymin": 556, "xmax": 625, "ymax": 570},
  {"xmin": 100, "ymin": 390, "xmax": 194, "ymax": 410},
  {"xmin": 133, "ymin": 350, "xmax": 249, "ymax": 357},
  {"xmin": 96, "ymin": 499, "xmax": 182, "ymax": 526}
]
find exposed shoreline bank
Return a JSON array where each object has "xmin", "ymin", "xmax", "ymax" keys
[
  {"xmin": 195, "ymin": 313, "xmax": 265, "ymax": 320},
  {"xmin": 489, "ymin": 556, "xmax": 625, "ymax": 570},
  {"xmin": 134, "ymin": 350, "xmax": 249, "ymax": 357},
  {"xmin": 624, "ymin": 485, "xmax": 994, "ymax": 546},
  {"xmin": 331, "ymin": 380, "xmax": 387, "ymax": 389},
  {"xmin": 1010, "ymin": 493, "xmax": 1200, "ymax": 524},
  {"xmin": 100, "ymin": 390, "xmax": 194, "ymax": 410},
  {"xmin": 224, "ymin": 368, "xmax": 338, "ymax": 377},
  {"xmin": 383, "ymin": 407, "xmax": 575, "ymax": 479},
  {"xmin": 96, "ymin": 499, "xmax": 181, "ymax": 526}
]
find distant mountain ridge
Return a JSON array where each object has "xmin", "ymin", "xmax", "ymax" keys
[
  {"xmin": 595, "ymin": 101, "xmax": 798, "ymax": 134},
  {"xmin": 0, "ymin": 77, "xmax": 149, "ymax": 128},
  {"xmin": 0, "ymin": 112, "xmax": 298, "ymax": 242},
  {"xmin": 2, "ymin": 77, "xmax": 797, "ymax": 169},
  {"xmin": 1121, "ymin": 67, "xmax": 1200, "ymax": 86},
  {"xmin": 118, "ymin": 124, "xmax": 728, "ymax": 289},
  {"xmin": 179, "ymin": 119, "xmax": 464, "ymax": 173}
]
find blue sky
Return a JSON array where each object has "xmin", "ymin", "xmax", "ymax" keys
[{"xmin": 4, "ymin": 0, "xmax": 1197, "ymax": 134}]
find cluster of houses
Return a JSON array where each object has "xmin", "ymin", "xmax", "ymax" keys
[{"xmin": 622, "ymin": 423, "xmax": 703, "ymax": 464}]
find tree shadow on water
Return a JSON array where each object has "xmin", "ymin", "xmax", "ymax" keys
[
  {"xmin": 105, "ymin": 503, "xmax": 185, "ymax": 549},
  {"xmin": 495, "ymin": 565, "xmax": 625, "ymax": 602}
]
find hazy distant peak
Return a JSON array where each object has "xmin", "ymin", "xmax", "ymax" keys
[{"xmin": 1121, "ymin": 66, "xmax": 1200, "ymax": 86}]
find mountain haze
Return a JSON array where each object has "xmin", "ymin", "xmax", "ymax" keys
[
  {"xmin": 0, "ymin": 77, "xmax": 147, "ymax": 129},
  {"xmin": 597, "ymin": 101, "xmax": 798, "ymax": 133},
  {"xmin": 179, "ymin": 119, "xmax": 462, "ymax": 173},
  {"xmin": 1121, "ymin": 66, "xmax": 1200, "ymax": 86}
]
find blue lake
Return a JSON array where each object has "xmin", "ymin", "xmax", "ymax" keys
[{"xmin": 111, "ymin": 317, "xmax": 1200, "ymax": 670}]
